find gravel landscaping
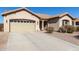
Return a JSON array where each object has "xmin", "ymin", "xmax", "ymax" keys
[
  {"xmin": 0, "ymin": 32, "xmax": 9, "ymax": 50},
  {"xmin": 51, "ymin": 32, "xmax": 79, "ymax": 46}
]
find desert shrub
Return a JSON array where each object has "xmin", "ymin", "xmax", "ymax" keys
[
  {"xmin": 45, "ymin": 27, "xmax": 54, "ymax": 33},
  {"xmin": 0, "ymin": 24, "xmax": 3, "ymax": 31},
  {"xmin": 58, "ymin": 25, "xmax": 75, "ymax": 33},
  {"xmin": 58, "ymin": 27, "xmax": 66, "ymax": 33},
  {"xmin": 76, "ymin": 27, "xmax": 79, "ymax": 31},
  {"xmin": 67, "ymin": 26, "xmax": 75, "ymax": 33}
]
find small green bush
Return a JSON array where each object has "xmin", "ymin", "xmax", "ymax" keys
[
  {"xmin": 46, "ymin": 27, "xmax": 54, "ymax": 33},
  {"xmin": 58, "ymin": 25, "xmax": 75, "ymax": 33}
]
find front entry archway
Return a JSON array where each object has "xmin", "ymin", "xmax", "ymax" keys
[{"xmin": 39, "ymin": 20, "xmax": 47, "ymax": 30}]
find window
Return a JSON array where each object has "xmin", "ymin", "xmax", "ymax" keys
[
  {"xmin": 18, "ymin": 20, "xmax": 20, "ymax": 23},
  {"xmin": 10, "ymin": 20, "xmax": 13, "ymax": 22},
  {"xmin": 32, "ymin": 21, "xmax": 35, "ymax": 23},
  {"xmin": 21, "ymin": 21, "xmax": 23, "ymax": 23},
  {"xmin": 14, "ymin": 20, "xmax": 17, "ymax": 22},
  {"xmin": 10, "ymin": 19, "xmax": 35, "ymax": 23},
  {"xmin": 29, "ymin": 20, "xmax": 31, "ymax": 23},
  {"xmin": 62, "ymin": 20, "xmax": 69, "ymax": 26},
  {"xmin": 76, "ymin": 22, "xmax": 79, "ymax": 25},
  {"xmin": 27, "ymin": 21, "xmax": 29, "ymax": 23},
  {"xmin": 6, "ymin": 20, "xmax": 8, "ymax": 23},
  {"xmin": 24, "ymin": 21, "xmax": 26, "ymax": 23}
]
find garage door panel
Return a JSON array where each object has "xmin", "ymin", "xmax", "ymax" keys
[{"xmin": 10, "ymin": 22, "xmax": 36, "ymax": 32}]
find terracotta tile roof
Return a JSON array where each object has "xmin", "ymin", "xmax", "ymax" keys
[
  {"xmin": 2, "ymin": 7, "xmax": 52, "ymax": 20},
  {"xmin": 36, "ymin": 12, "xmax": 74, "ymax": 20},
  {"xmin": 72, "ymin": 18, "xmax": 79, "ymax": 21},
  {"xmin": 2, "ymin": 8, "xmax": 74, "ymax": 20},
  {"xmin": 35, "ymin": 13, "xmax": 52, "ymax": 19},
  {"xmin": 48, "ymin": 12, "xmax": 74, "ymax": 20}
]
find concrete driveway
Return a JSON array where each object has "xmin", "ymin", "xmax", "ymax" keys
[{"xmin": 3, "ymin": 32, "xmax": 79, "ymax": 51}]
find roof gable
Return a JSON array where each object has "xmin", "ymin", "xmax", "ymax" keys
[
  {"xmin": 48, "ymin": 12, "xmax": 74, "ymax": 20},
  {"xmin": 2, "ymin": 8, "xmax": 40, "ymax": 19},
  {"xmin": 59, "ymin": 13, "xmax": 74, "ymax": 20}
]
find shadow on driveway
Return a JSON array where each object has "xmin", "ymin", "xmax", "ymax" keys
[{"xmin": 74, "ymin": 35, "xmax": 79, "ymax": 39}]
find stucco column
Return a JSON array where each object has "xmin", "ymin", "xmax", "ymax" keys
[
  {"xmin": 74, "ymin": 21, "xmax": 76, "ymax": 27},
  {"xmin": 69, "ymin": 20, "xmax": 72, "ymax": 25},
  {"xmin": 36, "ymin": 21, "xmax": 40, "ymax": 31},
  {"xmin": 42, "ymin": 20, "xmax": 44, "ymax": 30},
  {"xmin": 59, "ymin": 20, "xmax": 62, "ymax": 27}
]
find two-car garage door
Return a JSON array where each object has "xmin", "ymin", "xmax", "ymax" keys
[{"xmin": 10, "ymin": 19, "xmax": 36, "ymax": 32}]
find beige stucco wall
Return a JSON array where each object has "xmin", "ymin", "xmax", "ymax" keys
[
  {"xmin": 59, "ymin": 16, "xmax": 72, "ymax": 27},
  {"xmin": 48, "ymin": 22, "xmax": 59, "ymax": 31},
  {"xmin": 48, "ymin": 18, "xmax": 59, "ymax": 31},
  {"xmin": 3, "ymin": 10, "xmax": 40, "ymax": 32}
]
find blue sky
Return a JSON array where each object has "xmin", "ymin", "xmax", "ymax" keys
[{"xmin": 0, "ymin": 7, "xmax": 79, "ymax": 23}]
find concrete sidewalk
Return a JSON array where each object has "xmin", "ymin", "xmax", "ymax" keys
[{"xmin": 4, "ymin": 32, "xmax": 79, "ymax": 51}]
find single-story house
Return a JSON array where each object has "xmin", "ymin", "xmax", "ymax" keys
[{"xmin": 2, "ymin": 8, "xmax": 79, "ymax": 32}]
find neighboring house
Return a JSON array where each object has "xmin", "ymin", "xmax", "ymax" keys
[{"xmin": 2, "ymin": 8, "xmax": 79, "ymax": 32}]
